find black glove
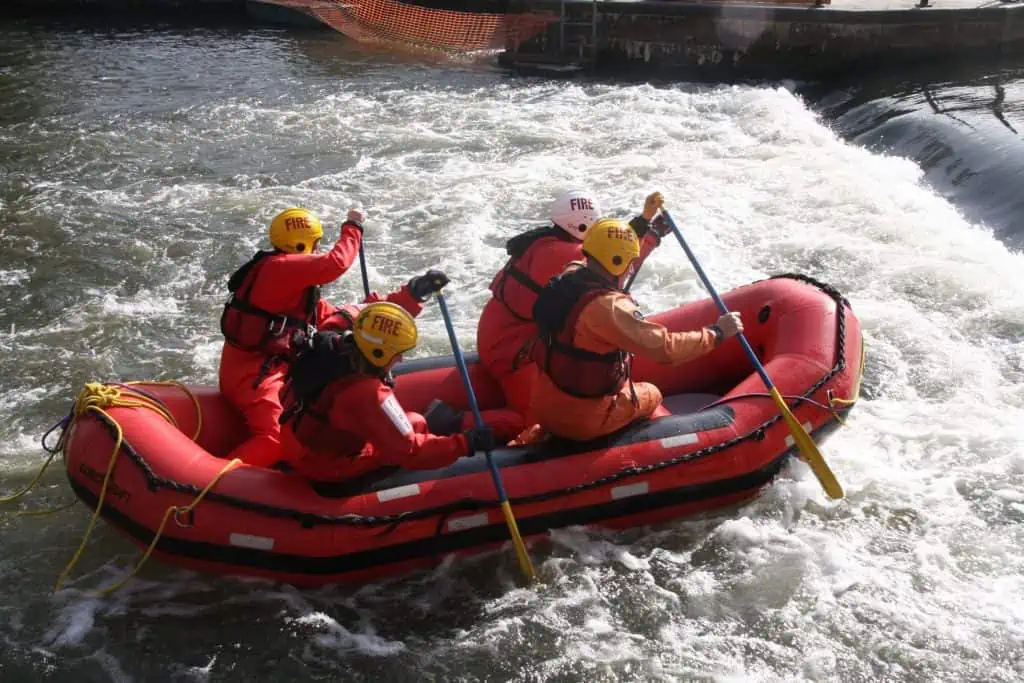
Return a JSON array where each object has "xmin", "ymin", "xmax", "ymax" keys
[
  {"xmin": 312, "ymin": 330, "xmax": 345, "ymax": 354},
  {"xmin": 408, "ymin": 269, "xmax": 450, "ymax": 302},
  {"xmin": 424, "ymin": 399, "xmax": 464, "ymax": 436},
  {"xmin": 629, "ymin": 215, "xmax": 652, "ymax": 239},
  {"xmin": 465, "ymin": 426, "xmax": 495, "ymax": 455},
  {"xmin": 650, "ymin": 214, "xmax": 671, "ymax": 239}
]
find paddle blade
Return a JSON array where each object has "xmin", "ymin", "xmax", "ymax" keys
[
  {"xmin": 500, "ymin": 500, "xmax": 537, "ymax": 583},
  {"xmin": 770, "ymin": 387, "xmax": 845, "ymax": 500}
]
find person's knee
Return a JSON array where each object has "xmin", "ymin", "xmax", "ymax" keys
[
  {"xmin": 500, "ymin": 364, "xmax": 538, "ymax": 419},
  {"xmin": 634, "ymin": 383, "xmax": 664, "ymax": 418}
]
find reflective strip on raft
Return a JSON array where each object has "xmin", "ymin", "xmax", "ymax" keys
[
  {"xmin": 611, "ymin": 482, "xmax": 649, "ymax": 500},
  {"xmin": 784, "ymin": 423, "xmax": 814, "ymax": 447},
  {"xmin": 377, "ymin": 484, "xmax": 421, "ymax": 502},
  {"xmin": 659, "ymin": 433, "xmax": 700, "ymax": 449},
  {"xmin": 229, "ymin": 533, "xmax": 275, "ymax": 551},
  {"xmin": 446, "ymin": 513, "xmax": 490, "ymax": 532}
]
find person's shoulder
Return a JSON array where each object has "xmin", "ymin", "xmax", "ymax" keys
[{"xmin": 330, "ymin": 374, "xmax": 380, "ymax": 405}]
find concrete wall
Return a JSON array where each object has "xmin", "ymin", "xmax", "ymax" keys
[{"xmin": 504, "ymin": 1, "xmax": 1024, "ymax": 80}]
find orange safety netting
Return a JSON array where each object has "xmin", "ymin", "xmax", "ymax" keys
[{"xmin": 254, "ymin": 0, "xmax": 558, "ymax": 53}]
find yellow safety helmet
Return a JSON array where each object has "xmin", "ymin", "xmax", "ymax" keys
[
  {"xmin": 353, "ymin": 302, "xmax": 418, "ymax": 367},
  {"xmin": 582, "ymin": 217, "xmax": 640, "ymax": 277},
  {"xmin": 269, "ymin": 208, "xmax": 324, "ymax": 254}
]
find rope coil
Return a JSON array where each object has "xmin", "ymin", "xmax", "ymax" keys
[{"xmin": 1, "ymin": 380, "xmax": 224, "ymax": 595}]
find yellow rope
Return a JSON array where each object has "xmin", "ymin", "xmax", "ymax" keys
[
  {"xmin": 125, "ymin": 380, "xmax": 203, "ymax": 441},
  {"xmin": 3, "ymin": 381, "xmax": 202, "ymax": 510},
  {"xmin": 827, "ymin": 332, "xmax": 867, "ymax": 426},
  {"xmin": 40, "ymin": 381, "xmax": 205, "ymax": 594},
  {"xmin": 96, "ymin": 457, "xmax": 241, "ymax": 597},
  {"xmin": 17, "ymin": 500, "xmax": 78, "ymax": 517},
  {"xmin": 53, "ymin": 394, "xmax": 130, "ymax": 592},
  {"xmin": 0, "ymin": 450, "xmax": 62, "ymax": 504}
]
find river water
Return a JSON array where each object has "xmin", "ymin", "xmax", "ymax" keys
[{"xmin": 1, "ymin": 19, "xmax": 1023, "ymax": 683}]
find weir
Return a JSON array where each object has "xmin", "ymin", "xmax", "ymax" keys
[
  {"xmin": 499, "ymin": 0, "xmax": 1024, "ymax": 79},
  {"xmin": 6, "ymin": 0, "xmax": 1024, "ymax": 80}
]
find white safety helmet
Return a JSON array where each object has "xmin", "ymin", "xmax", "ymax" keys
[{"xmin": 549, "ymin": 189, "xmax": 601, "ymax": 240}]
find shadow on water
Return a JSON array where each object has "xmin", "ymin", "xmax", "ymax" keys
[{"xmin": 800, "ymin": 57, "xmax": 1024, "ymax": 249}]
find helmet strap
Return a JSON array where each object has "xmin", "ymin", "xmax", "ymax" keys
[{"xmin": 583, "ymin": 254, "xmax": 621, "ymax": 285}]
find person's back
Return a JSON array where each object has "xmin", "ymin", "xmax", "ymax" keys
[
  {"xmin": 218, "ymin": 207, "xmax": 365, "ymax": 467},
  {"xmin": 280, "ymin": 304, "xmax": 523, "ymax": 483},
  {"xmin": 530, "ymin": 218, "xmax": 743, "ymax": 441},
  {"xmin": 477, "ymin": 190, "xmax": 666, "ymax": 424}
]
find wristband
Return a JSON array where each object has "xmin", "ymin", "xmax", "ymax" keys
[{"xmin": 708, "ymin": 324, "xmax": 724, "ymax": 347}]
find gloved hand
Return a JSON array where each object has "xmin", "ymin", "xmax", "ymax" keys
[
  {"xmin": 424, "ymin": 399, "xmax": 464, "ymax": 436},
  {"xmin": 641, "ymin": 191, "xmax": 664, "ymax": 221},
  {"xmin": 466, "ymin": 426, "xmax": 496, "ymax": 455},
  {"xmin": 649, "ymin": 213, "xmax": 672, "ymax": 239},
  {"xmin": 344, "ymin": 206, "xmax": 367, "ymax": 232},
  {"xmin": 708, "ymin": 312, "xmax": 743, "ymax": 346},
  {"xmin": 312, "ymin": 330, "xmax": 345, "ymax": 354},
  {"xmin": 408, "ymin": 269, "xmax": 450, "ymax": 302}
]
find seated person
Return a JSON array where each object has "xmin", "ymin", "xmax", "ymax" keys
[
  {"xmin": 529, "ymin": 217, "xmax": 743, "ymax": 442},
  {"xmin": 278, "ymin": 302, "xmax": 522, "ymax": 483},
  {"xmin": 476, "ymin": 189, "xmax": 667, "ymax": 425}
]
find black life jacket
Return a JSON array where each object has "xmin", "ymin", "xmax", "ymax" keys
[
  {"xmin": 220, "ymin": 250, "xmax": 320, "ymax": 356},
  {"xmin": 532, "ymin": 266, "xmax": 632, "ymax": 399},
  {"xmin": 490, "ymin": 226, "xmax": 576, "ymax": 322},
  {"xmin": 279, "ymin": 332, "xmax": 390, "ymax": 455}
]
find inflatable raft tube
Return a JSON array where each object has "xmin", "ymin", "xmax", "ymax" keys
[{"xmin": 59, "ymin": 274, "xmax": 864, "ymax": 587}]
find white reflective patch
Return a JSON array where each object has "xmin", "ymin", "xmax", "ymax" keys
[
  {"xmin": 380, "ymin": 394, "xmax": 413, "ymax": 436},
  {"xmin": 446, "ymin": 513, "xmax": 490, "ymax": 532},
  {"xmin": 660, "ymin": 433, "xmax": 699, "ymax": 449},
  {"xmin": 784, "ymin": 423, "xmax": 814, "ymax": 447},
  {"xmin": 359, "ymin": 330, "xmax": 384, "ymax": 344},
  {"xmin": 228, "ymin": 533, "xmax": 275, "ymax": 551},
  {"xmin": 611, "ymin": 482, "xmax": 649, "ymax": 500},
  {"xmin": 377, "ymin": 484, "xmax": 421, "ymax": 502}
]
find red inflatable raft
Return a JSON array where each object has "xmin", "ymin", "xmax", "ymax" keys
[{"xmin": 58, "ymin": 274, "xmax": 863, "ymax": 587}]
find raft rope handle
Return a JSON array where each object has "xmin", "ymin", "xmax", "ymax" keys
[
  {"xmin": 1, "ymin": 381, "xmax": 201, "ymax": 508},
  {"xmin": 124, "ymin": 380, "xmax": 204, "ymax": 441},
  {"xmin": 826, "ymin": 333, "xmax": 867, "ymax": 425},
  {"xmin": 94, "ymin": 456, "xmax": 241, "ymax": 597},
  {"xmin": 30, "ymin": 382, "xmax": 206, "ymax": 593},
  {"xmin": 702, "ymin": 332, "xmax": 867, "ymax": 426}
]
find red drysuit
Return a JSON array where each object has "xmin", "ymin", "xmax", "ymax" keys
[
  {"xmin": 280, "ymin": 374, "xmax": 523, "ymax": 482},
  {"xmin": 219, "ymin": 224, "xmax": 364, "ymax": 467},
  {"xmin": 476, "ymin": 225, "xmax": 659, "ymax": 423}
]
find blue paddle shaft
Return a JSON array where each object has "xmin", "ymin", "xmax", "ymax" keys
[
  {"xmin": 661, "ymin": 210, "xmax": 775, "ymax": 391},
  {"xmin": 435, "ymin": 293, "xmax": 511, "ymax": 502}
]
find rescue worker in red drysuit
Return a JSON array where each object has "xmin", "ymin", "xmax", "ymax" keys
[
  {"xmin": 475, "ymin": 189, "xmax": 667, "ymax": 425},
  {"xmin": 219, "ymin": 204, "xmax": 446, "ymax": 467},
  {"xmin": 528, "ymin": 217, "xmax": 744, "ymax": 441},
  {"xmin": 278, "ymin": 302, "xmax": 523, "ymax": 483},
  {"xmin": 219, "ymin": 207, "xmax": 365, "ymax": 467}
]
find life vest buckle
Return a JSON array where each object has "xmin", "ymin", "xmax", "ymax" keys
[{"xmin": 267, "ymin": 315, "xmax": 290, "ymax": 337}]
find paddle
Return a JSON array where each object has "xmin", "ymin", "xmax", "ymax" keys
[
  {"xmin": 435, "ymin": 292, "xmax": 538, "ymax": 583},
  {"xmin": 660, "ymin": 209, "xmax": 844, "ymax": 500},
  {"xmin": 623, "ymin": 258, "xmax": 641, "ymax": 293},
  {"xmin": 357, "ymin": 242, "xmax": 371, "ymax": 301}
]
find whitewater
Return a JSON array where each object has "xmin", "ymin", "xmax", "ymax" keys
[{"xmin": 0, "ymin": 24, "xmax": 1022, "ymax": 682}]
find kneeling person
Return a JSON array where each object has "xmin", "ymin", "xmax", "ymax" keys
[
  {"xmin": 279, "ymin": 302, "xmax": 517, "ymax": 483},
  {"xmin": 530, "ymin": 218, "xmax": 743, "ymax": 441}
]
